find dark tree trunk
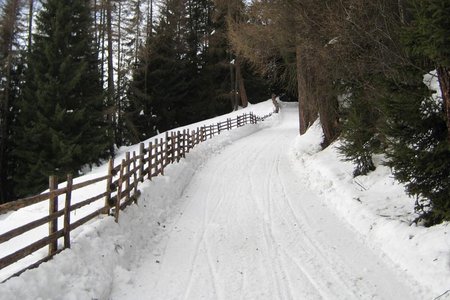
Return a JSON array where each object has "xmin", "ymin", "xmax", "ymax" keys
[
  {"xmin": 0, "ymin": 0, "xmax": 21, "ymax": 203},
  {"xmin": 437, "ymin": 66, "xmax": 450, "ymax": 142},
  {"xmin": 106, "ymin": 0, "xmax": 115, "ymax": 153},
  {"xmin": 296, "ymin": 46, "xmax": 318, "ymax": 134},
  {"xmin": 318, "ymin": 94, "xmax": 340, "ymax": 148},
  {"xmin": 27, "ymin": 0, "xmax": 33, "ymax": 51},
  {"xmin": 235, "ymin": 57, "xmax": 248, "ymax": 108}
]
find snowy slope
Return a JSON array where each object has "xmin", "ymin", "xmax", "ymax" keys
[{"xmin": 0, "ymin": 100, "xmax": 448, "ymax": 299}]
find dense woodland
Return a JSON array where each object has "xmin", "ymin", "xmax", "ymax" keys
[{"xmin": 0, "ymin": 0, "xmax": 448, "ymax": 225}]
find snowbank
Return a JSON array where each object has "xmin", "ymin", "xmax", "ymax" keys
[{"xmin": 290, "ymin": 120, "xmax": 450, "ymax": 299}]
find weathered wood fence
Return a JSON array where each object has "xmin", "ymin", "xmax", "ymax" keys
[{"xmin": 0, "ymin": 111, "xmax": 273, "ymax": 282}]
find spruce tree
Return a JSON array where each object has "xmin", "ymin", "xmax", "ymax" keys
[
  {"xmin": 338, "ymin": 80, "xmax": 382, "ymax": 177},
  {"xmin": 381, "ymin": 67, "xmax": 450, "ymax": 225},
  {"xmin": 14, "ymin": 0, "xmax": 111, "ymax": 196},
  {"xmin": 402, "ymin": 0, "xmax": 450, "ymax": 142},
  {"xmin": 0, "ymin": 0, "xmax": 22, "ymax": 202}
]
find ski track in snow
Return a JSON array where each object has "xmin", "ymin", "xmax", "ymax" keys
[{"xmin": 110, "ymin": 103, "xmax": 421, "ymax": 300}]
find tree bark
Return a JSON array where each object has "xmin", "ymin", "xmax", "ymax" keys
[
  {"xmin": 235, "ymin": 57, "xmax": 248, "ymax": 108},
  {"xmin": 106, "ymin": 0, "xmax": 115, "ymax": 153},
  {"xmin": 318, "ymin": 94, "xmax": 340, "ymax": 148},
  {"xmin": 229, "ymin": 53, "xmax": 237, "ymax": 110},
  {"xmin": 296, "ymin": 46, "xmax": 318, "ymax": 134},
  {"xmin": 0, "ymin": 0, "xmax": 21, "ymax": 202},
  {"xmin": 437, "ymin": 66, "xmax": 450, "ymax": 142},
  {"xmin": 27, "ymin": 0, "xmax": 33, "ymax": 52}
]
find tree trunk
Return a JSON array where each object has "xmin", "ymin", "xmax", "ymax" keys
[
  {"xmin": 116, "ymin": 1, "xmax": 122, "ymax": 146},
  {"xmin": 235, "ymin": 57, "xmax": 248, "ymax": 108},
  {"xmin": 229, "ymin": 53, "xmax": 237, "ymax": 110},
  {"xmin": 135, "ymin": 0, "xmax": 141, "ymax": 66},
  {"xmin": 0, "ymin": 0, "xmax": 21, "ymax": 202},
  {"xmin": 147, "ymin": 0, "xmax": 153, "ymax": 39},
  {"xmin": 106, "ymin": 0, "xmax": 115, "ymax": 153},
  {"xmin": 296, "ymin": 46, "xmax": 317, "ymax": 134},
  {"xmin": 318, "ymin": 94, "xmax": 340, "ymax": 148},
  {"xmin": 27, "ymin": 0, "xmax": 33, "ymax": 52},
  {"xmin": 234, "ymin": 60, "xmax": 239, "ymax": 110},
  {"xmin": 437, "ymin": 66, "xmax": 450, "ymax": 142}
]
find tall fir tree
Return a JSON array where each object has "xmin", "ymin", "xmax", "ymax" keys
[
  {"xmin": 14, "ymin": 0, "xmax": 111, "ymax": 197},
  {"xmin": 0, "ymin": 0, "xmax": 23, "ymax": 202},
  {"xmin": 402, "ymin": 0, "xmax": 450, "ymax": 142},
  {"xmin": 380, "ymin": 66, "xmax": 450, "ymax": 225}
]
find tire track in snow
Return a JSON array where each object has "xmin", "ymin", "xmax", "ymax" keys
[{"xmin": 246, "ymin": 139, "xmax": 288, "ymax": 299}]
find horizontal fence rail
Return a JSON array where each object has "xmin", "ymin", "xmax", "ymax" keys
[{"xmin": 0, "ymin": 110, "xmax": 274, "ymax": 282}]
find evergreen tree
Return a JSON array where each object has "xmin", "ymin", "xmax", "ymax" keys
[
  {"xmin": 0, "ymin": 0, "xmax": 23, "ymax": 202},
  {"xmin": 402, "ymin": 0, "xmax": 450, "ymax": 142},
  {"xmin": 126, "ymin": 0, "xmax": 191, "ymax": 141},
  {"xmin": 338, "ymin": 80, "xmax": 382, "ymax": 176},
  {"xmin": 14, "ymin": 0, "xmax": 111, "ymax": 196},
  {"xmin": 381, "ymin": 66, "xmax": 450, "ymax": 225},
  {"xmin": 126, "ymin": 0, "xmax": 270, "ymax": 143}
]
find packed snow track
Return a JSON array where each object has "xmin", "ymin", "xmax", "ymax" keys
[{"xmin": 111, "ymin": 103, "xmax": 419, "ymax": 300}]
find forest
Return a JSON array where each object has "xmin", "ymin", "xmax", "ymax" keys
[{"xmin": 0, "ymin": 0, "xmax": 449, "ymax": 226}]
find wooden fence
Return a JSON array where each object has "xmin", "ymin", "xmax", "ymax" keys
[{"xmin": 0, "ymin": 111, "xmax": 273, "ymax": 282}]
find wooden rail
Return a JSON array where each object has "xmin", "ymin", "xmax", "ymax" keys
[{"xmin": 0, "ymin": 110, "xmax": 273, "ymax": 282}]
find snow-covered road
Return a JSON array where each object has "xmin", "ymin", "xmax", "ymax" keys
[{"xmin": 111, "ymin": 103, "xmax": 418, "ymax": 300}]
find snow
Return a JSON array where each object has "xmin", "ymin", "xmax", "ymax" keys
[
  {"xmin": 291, "ymin": 120, "xmax": 450, "ymax": 298},
  {"xmin": 0, "ymin": 100, "xmax": 449, "ymax": 299}
]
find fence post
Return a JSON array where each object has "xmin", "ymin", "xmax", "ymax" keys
[
  {"xmin": 160, "ymin": 138, "xmax": 165, "ymax": 175},
  {"xmin": 165, "ymin": 132, "xmax": 171, "ymax": 164},
  {"xmin": 217, "ymin": 123, "xmax": 220, "ymax": 135},
  {"xmin": 125, "ymin": 152, "xmax": 131, "ymax": 202},
  {"xmin": 139, "ymin": 143, "xmax": 145, "ymax": 182},
  {"xmin": 182, "ymin": 129, "xmax": 186, "ymax": 156},
  {"xmin": 48, "ymin": 175, "xmax": 58, "ymax": 255},
  {"xmin": 132, "ymin": 151, "xmax": 138, "ymax": 204},
  {"xmin": 104, "ymin": 158, "xmax": 114, "ymax": 214},
  {"xmin": 177, "ymin": 131, "xmax": 182, "ymax": 161},
  {"xmin": 64, "ymin": 174, "xmax": 73, "ymax": 249},
  {"xmin": 183, "ymin": 129, "xmax": 189, "ymax": 154},
  {"xmin": 148, "ymin": 141, "xmax": 153, "ymax": 180},
  {"xmin": 194, "ymin": 127, "xmax": 196, "ymax": 146},
  {"xmin": 115, "ymin": 160, "xmax": 125, "ymax": 222},
  {"xmin": 171, "ymin": 132, "xmax": 176, "ymax": 163},
  {"xmin": 209, "ymin": 125, "xmax": 213, "ymax": 139}
]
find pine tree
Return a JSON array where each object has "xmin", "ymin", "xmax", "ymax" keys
[
  {"xmin": 0, "ymin": 0, "xmax": 23, "ymax": 202},
  {"xmin": 126, "ymin": 0, "xmax": 191, "ymax": 140},
  {"xmin": 14, "ymin": 0, "xmax": 111, "ymax": 196},
  {"xmin": 338, "ymin": 80, "xmax": 382, "ymax": 176},
  {"xmin": 381, "ymin": 66, "xmax": 450, "ymax": 225},
  {"xmin": 402, "ymin": 0, "xmax": 450, "ymax": 142}
]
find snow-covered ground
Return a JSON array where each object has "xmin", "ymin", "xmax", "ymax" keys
[{"xmin": 0, "ymin": 101, "xmax": 448, "ymax": 299}]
